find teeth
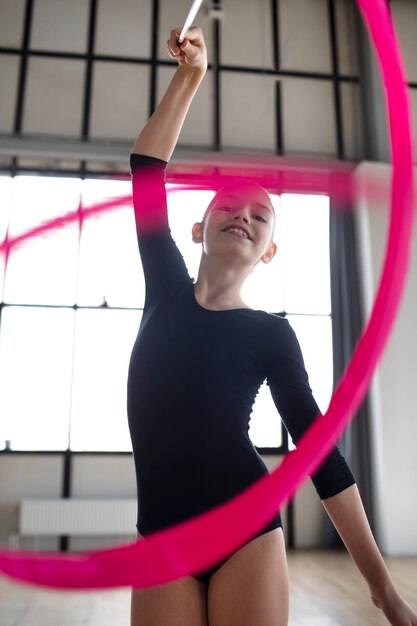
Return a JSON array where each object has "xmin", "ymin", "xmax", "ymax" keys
[{"xmin": 224, "ymin": 227, "xmax": 248, "ymax": 238}]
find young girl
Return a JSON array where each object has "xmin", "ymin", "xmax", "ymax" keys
[{"xmin": 127, "ymin": 26, "xmax": 417, "ymax": 626}]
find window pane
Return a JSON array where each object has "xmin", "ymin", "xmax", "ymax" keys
[
  {"xmin": 90, "ymin": 63, "xmax": 150, "ymax": 141},
  {"xmin": 4, "ymin": 176, "xmax": 81, "ymax": 305},
  {"xmin": 70, "ymin": 309, "xmax": 141, "ymax": 451},
  {"xmin": 0, "ymin": 176, "xmax": 12, "ymax": 301},
  {"xmin": 221, "ymin": 73, "xmax": 276, "ymax": 151},
  {"xmin": 95, "ymin": 0, "xmax": 152, "ymax": 57},
  {"xmin": 0, "ymin": 55, "xmax": 20, "ymax": 133},
  {"xmin": 30, "ymin": 0, "xmax": 89, "ymax": 53},
  {"xmin": 279, "ymin": 0, "xmax": 331, "ymax": 73},
  {"xmin": 0, "ymin": 0, "xmax": 25, "ymax": 47},
  {"xmin": 249, "ymin": 381, "xmax": 282, "ymax": 448},
  {"xmin": 281, "ymin": 194, "xmax": 331, "ymax": 314},
  {"xmin": 22, "ymin": 58, "xmax": 85, "ymax": 135},
  {"xmin": 77, "ymin": 179, "xmax": 143, "ymax": 308},
  {"xmin": 287, "ymin": 314, "xmax": 333, "ymax": 415},
  {"xmin": 221, "ymin": 0, "xmax": 273, "ymax": 69},
  {"xmin": 0, "ymin": 306, "xmax": 74, "ymax": 451},
  {"xmin": 281, "ymin": 78, "xmax": 336, "ymax": 156}
]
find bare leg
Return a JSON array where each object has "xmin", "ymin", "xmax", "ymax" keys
[
  {"xmin": 131, "ymin": 577, "xmax": 208, "ymax": 626},
  {"xmin": 207, "ymin": 528, "xmax": 289, "ymax": 626},
  {"xmin": 131, "ymin": 533, "xmax": 208, "ymax": 626}
]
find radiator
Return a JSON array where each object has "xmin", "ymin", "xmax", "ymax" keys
[{"xmin": 20, "ymin": 499, "xmax": 137, "ymax": 536}]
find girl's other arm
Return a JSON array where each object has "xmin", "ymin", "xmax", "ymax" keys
[{"xmin": 323, "ymin": 484, "xmax": 417, "ymax": 626}]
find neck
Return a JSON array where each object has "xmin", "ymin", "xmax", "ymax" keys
[{"xmin": 193, "ymin": 255, "xmax": 251, "ymax": 310}]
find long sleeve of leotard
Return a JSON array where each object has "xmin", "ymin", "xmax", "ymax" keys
[
  {"xmin": 266, "ymin": 317, "xmax": 356, "ymax": 499},
  {"xmin": 130, "ymin": 153, "xmax": 192, "ymax": 307}
]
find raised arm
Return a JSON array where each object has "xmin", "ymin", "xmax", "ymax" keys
[
  {"xmin": 322, "ymin": 485, "xmax": 417, "ymax": 626},
  {"xmin": 132, "ymin": 27, "xmax": 207, "ymax": 162}
]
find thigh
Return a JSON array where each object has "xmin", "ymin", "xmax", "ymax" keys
[
  {"xmin": 131, "ymin": 577, "xmax": 208, "ymax": 626},
  {"xmin": 131, "ymin": 533, "xmax": 208, "ymax": 626},
  {"xmin": 207, "ymin": 528, "xmax": 289, "ymax": 626}
]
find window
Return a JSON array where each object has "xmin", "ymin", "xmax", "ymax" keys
[
  {"xmin": 0, "ymin": 176, "xmax": 331, "ymax": 452},
  {"xmin": 0, "ymin": 305, "xmax": 74, "ymax": 450},
  {"xmin": 3, "ymin": 176, "xmax": 81, "ymax": 306},
  {"xmin": 69, "ymin": 308, "xmax": 140, "ymax": 452},
  {"xmin": 76, "ymin": 178, "xmax": 141, "ymax": 308},
  {"xmin": 0, "ymin": 0, "xmax": 364, "ymax": 169}
]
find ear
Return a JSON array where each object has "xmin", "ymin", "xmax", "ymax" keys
[
  {"xmin": 192, "ymin": 222, "xmax": 204, "ymax": 244},
  {"xmin": 261, "ymin": 242, "xmax": 277, "ymax": 264}
]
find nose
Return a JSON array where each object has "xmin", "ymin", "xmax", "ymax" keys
[{"xmin": 232, "ymin": 207, "xmax": 250, "ymax": 223}]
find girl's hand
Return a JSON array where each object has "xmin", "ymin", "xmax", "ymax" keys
[
  {"xmin": 372, "ymin": 586, "xmax": 417, "ymax": 625},
  {"xmin": 167, "ymin": 26, "xmax": 207, "ymax": 71}
]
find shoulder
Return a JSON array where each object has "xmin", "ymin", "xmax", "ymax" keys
[
  {"xmin": 244, "ymin": 312, "xmax": 304, "ymax": 365},
  {"xmin": 234, "ymin": 309, "xmax": 292, "ymax": 348},
  {"xmin": 240, "ymin": 309, "xmax": 289, "ymax": 333}
]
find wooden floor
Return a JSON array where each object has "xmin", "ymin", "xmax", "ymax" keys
[
  {"xmin": 0, "ymin": 550, "xmax": 416, "ymax": 625},
  {"xmin": 288, "ymin": 550, "xmax": 416, "ymax": 625}
]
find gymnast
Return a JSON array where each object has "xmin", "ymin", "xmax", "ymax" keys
[{"xmin": 127, "ymin": 26, "xmax": 417, "ymax": 626}]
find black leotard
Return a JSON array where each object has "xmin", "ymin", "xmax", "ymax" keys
[{"xmin": 127, "ymin": 154, "xmax": 355, "ymax": 576}]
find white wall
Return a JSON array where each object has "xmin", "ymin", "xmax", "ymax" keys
[
  {"xmin": 355, "ymin": 162, "xmax": 417, "ymax": 555},
  {"xmin": 0, "ymin": 454, "xmax": 62, "ymax": 549},
  {"xmin": 0, "ymin": 454, "xmax": 137, "ymax": 550}
]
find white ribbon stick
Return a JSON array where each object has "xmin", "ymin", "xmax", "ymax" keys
[{"xmin": 178, "ymin": 0, "xmax": 205, "ymax": 43}]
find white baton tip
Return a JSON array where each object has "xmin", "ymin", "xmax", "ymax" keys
[{"xmin": 178, "ymin": 0, "xmax": 204, "ymax": 45}]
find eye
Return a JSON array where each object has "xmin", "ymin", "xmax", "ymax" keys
[
  {"xmin": 217, "ymin": 205, "xmax": 234, "ymax": 212},
  {"xmin": 254, "ymin": 215, "xmax": 268, "ymax": 223}
]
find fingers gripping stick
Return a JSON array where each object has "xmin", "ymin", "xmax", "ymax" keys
[{"xmin": 177, "ymin": 0, "xmax": 205, "ymax": 44}]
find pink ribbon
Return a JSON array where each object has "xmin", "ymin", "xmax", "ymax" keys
[{"xmin": 0, "ymin": 0, "xmax": 414, "ymax": 590}]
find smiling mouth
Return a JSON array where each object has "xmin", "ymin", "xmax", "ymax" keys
[{"xmin": 222, "ymin": 226, "xmax": 252, "ymax": 240}]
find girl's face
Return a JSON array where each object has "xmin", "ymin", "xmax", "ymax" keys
[{"xmin": 192, "ymin": 183, "xmax": 277, "ymax": 268}]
